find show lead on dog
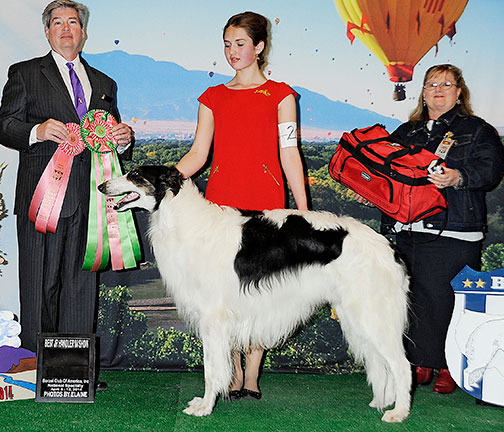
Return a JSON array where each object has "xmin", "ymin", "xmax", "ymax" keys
[
  {"xmin": 382, "ymin": 64, "xmax": 504, "ymax": 393},
  {"xmin": 0, "ymin": 0, "xmax": 132, "ymax": 362},
  {"xmin": 176, "ymin": 11, "xmax": 308, "ymax": 401}
]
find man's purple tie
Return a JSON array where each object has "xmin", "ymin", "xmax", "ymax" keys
[{"xmin": 66, "ymin": 62, "xmax": 87, "ymax": 120}]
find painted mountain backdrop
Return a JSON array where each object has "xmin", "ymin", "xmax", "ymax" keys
[{"xmin": 83, "ymin": 51, "xmax": 400, "ymax": 140}]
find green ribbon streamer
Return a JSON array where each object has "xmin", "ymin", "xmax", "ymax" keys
[
  {"xmin": 110, "ymin": 153, "xmax": 141, "ymax": 269},
  {"xmin": 81, "ymin": 108, "xmax": 141, "ymax": 271},
  {"xmin": 82, "ymin": 151, "xmax": 141, "ymax": 271},
  {"xmin": 82, "ymin": 152, "xmax": 109, "ymax": 270}
]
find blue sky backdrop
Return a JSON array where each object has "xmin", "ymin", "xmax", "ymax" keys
[{"xmin": 1, "ymin": 0, "xmax": 504, "ymax": 125}]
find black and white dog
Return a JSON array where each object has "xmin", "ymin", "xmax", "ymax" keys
[{"xmin": 98, "ymin": 165, "xmax": 411, "ymax": 422}]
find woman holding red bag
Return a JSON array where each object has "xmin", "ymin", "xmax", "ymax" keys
[{"xmin": 383, "ymin": 64, "xmax": 503, "ymax": 393}]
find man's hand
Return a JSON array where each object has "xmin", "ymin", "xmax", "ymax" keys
[
  {"xmin": 36, "ymin": 119, "xmax": 69, "ymax": 143},
  {"xmin": 112, "ymin": 123, "xmax": 133, "ymax": 147}
]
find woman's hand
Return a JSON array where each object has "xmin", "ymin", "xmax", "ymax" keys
[
  {"xmin": 350, "ymin": 191, "xmax": 374, "ymax": 207},
  {"xmin": 428, "ymin": 167, "xmax": 462, "ymax": 189}
]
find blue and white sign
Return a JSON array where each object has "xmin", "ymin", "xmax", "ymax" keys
[{"xmin": 446, "ymin": 266, "xmax": 504, "ymax": 406}]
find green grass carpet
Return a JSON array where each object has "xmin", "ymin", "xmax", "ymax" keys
[{"xmin": 2, "ymin": 371, "xmax": 503, "ymax": 431}]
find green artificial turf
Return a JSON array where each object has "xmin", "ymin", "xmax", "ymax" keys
[{"xmin": 2, "ymin": 371, "xmax": 503, "ymax": 431}]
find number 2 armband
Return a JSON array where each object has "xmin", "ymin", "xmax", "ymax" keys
[{"xmin": 278, "ymin": 121, "xmax": 298, "ymax": 148}]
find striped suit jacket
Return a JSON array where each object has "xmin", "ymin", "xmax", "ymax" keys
[{"xmin": 0, "ymin": 52, "xmax": 123, "ymax": 218}]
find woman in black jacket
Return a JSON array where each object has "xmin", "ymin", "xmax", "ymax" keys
[{"xmin": 386, "ymin": 64, "xmax": 503, "ymax": 393}]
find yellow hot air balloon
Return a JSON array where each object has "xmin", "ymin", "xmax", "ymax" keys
[{"xmin": 334, "ymin": 0, "xmax": 468, "ymax": 100}]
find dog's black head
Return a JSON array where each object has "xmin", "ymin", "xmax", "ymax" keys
[{"xmin": 98, "ymin": 165, "xmax": 184, "ymax": 212}]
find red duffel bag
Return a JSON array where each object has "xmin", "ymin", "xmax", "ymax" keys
[{"xmin": 329, "ymin": 124, "xmax": 447, "ymax": 224}]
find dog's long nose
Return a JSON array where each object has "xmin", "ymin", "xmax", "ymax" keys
[{"xmin": 97, "ymin": 183, "xmax": 106, "ymax": 193}]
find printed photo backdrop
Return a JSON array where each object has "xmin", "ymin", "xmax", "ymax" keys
[{"xmin": 1, "ymin": 0, "xmax": 503, "ymax": 372}]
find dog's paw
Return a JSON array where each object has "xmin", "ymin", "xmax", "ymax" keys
[
  {"xmin": 381, "ymin": 407, "xmax": 409, "ymax": 423},
  {"xmin": 369, "ymin": 398, "xmax": 393, "ymax": 409},
  {"xmin": 187, "ymin": 397, "xmax": 203, "ymax": 407},
  {"xmin": 183, "ymin": 400, "xmax": 213, "ymax": 417}
]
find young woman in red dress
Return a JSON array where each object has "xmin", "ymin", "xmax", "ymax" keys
[{"xmin": 176, "ymin": 11, "xmax": 308, "ymax": 400}]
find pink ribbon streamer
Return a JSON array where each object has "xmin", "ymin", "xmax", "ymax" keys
[
  {"xmin": 101, "ymin": 153, "xmax": 124, "ymax": 270},
  {"xmin": 90, "ymin": 151, "xmax": 105, "ymax": 271},
  {"xmin": 28, "ymin": 123, "xmax": 85, "ymax": 233},
  {"xmin": 81, "ymin": 109, "xmax": 141, "ymax": 272}
]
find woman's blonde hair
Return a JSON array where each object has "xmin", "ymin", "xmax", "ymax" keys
[{"xmin": 409, "ymin": 64, "xmax": 473, "ymax": 122}]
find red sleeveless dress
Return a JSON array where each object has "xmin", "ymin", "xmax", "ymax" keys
[{"xmin": 198, "ymin": 80, "xmax": 296, "ymax": 211}]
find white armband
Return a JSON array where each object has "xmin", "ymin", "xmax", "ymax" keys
[{"xmin": 278, "ymin": 121, "xmax": 298, "ymax": 148}]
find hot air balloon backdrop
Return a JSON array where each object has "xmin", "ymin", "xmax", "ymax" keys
[
  {"xmin": 334, "ymin": 0, "xmax": 469, "ymax": 100},
  {"xmin": 2, "ymin": 0, "xmax": 504, "ymax": 377}
]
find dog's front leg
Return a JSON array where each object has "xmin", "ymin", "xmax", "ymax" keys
[{"xmin": 183, "ymin": 320, "xmax": 233, "ymax": 416}]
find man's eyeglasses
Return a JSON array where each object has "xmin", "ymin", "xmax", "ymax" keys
[{"xmin": 423, "ymin": 81, "xmax": 457, "ymax": 91}]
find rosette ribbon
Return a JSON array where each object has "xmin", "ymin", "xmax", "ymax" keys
[
  {"xmin": 80, "ymin": 109, "xmax": 141, "ymax": 271},
  {"xmin": 29, "ymin": 123, "xmax": 85, "ymax": 233}
]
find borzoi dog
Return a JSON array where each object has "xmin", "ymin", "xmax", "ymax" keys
[{"xmin": 98, "ymin": 165, "xmax": 411, "ymax": 422}]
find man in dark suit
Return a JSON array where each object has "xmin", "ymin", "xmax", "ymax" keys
[{"xmin": 0, "ymin": 0, "xmax": 132, "ymax": 356}]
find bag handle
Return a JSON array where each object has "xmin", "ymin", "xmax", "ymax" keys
[
  {"xmin": 352, "ymin": 128, "xmax": 425, "ymax": 165},
  {"xmin": 383, "ymin": 145, "xmax": 424, "ymax": 166}
]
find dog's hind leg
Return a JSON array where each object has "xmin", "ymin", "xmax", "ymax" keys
[
  {"xmin": 364, "ymin": 351, "xmax": 394, "ymax": 409},
  {"xmin": 378, "ymin": 349, "xmax": 411, "ymax": 423},
  {"xmin": 335, "ymin": 307, "xmax": 411, "ymax": 423},
  {"xmin": 358, "ymin": 322, "xmax": 411, "ymax": 422},
  {"xmin": 183, "ymin": 318, "xmax": 233, "ymax": 416}
]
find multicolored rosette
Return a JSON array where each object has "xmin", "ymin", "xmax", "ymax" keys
[
  {"xmin": 80, "ymin": 109, "xmax": 140, "ymax": 272},
  {"xmin": 28, "ymin": 122, "xmax": 85, "ymax": 233}
]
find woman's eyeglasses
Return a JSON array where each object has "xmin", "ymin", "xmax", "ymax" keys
[{"xmin": 423, "ymin": 81, "xmax": 457, "ymax": 91}]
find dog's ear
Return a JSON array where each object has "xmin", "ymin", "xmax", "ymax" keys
[{"xmin": 154, "ymin": 167, "xmax": 184, "ymax": 204}]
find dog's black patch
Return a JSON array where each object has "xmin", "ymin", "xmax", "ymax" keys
[
  {"xmin": 129, "ymin": 165, "xmax": 184, "ymax": 211},
  {"xmin": 238, "ymin": 209, "xmax": 264, "ymax": 218},
  {"xmin": 234, "ymin": 214, "xmax": 348, "ymax": 289},
  {"xmin": 391, "ymin": 241, "xmax": 410, "ymax": 278}
]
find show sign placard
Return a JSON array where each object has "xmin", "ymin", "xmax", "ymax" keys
[
  {"xmin": 446, "ymin": 266, "xmax": 504, "ymax": 407},
  {"xmin": 36, "ymin": 334, "xmax": 95, "ymax": 403}
]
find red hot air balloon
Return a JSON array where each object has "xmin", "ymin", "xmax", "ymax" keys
[{"xmin": 334, "ymin": 0, "xmax": 468, "ymax": 100}]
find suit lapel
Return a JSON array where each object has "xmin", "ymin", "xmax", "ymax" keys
[
  {"xmin": 40, "ymin": 52, "xmax": 79, "ymax": 122},
  {"xmin": 82, "ymin": 57, "xmax": 101, "ymax": 110}
]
